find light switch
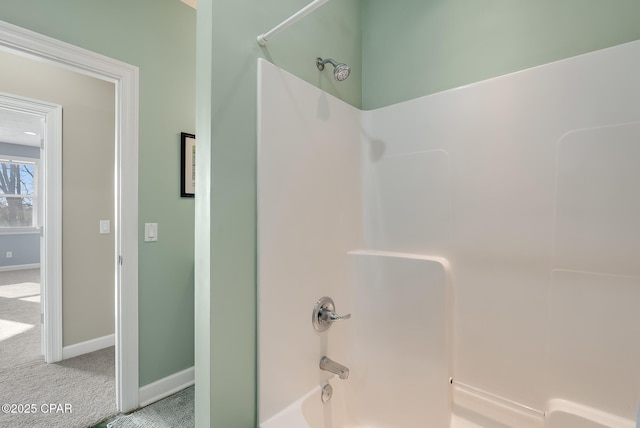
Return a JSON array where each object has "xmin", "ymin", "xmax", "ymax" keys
[
  {"xmin": 100, "ymin": 220, "xmax": 110, "ymax": 234},
  {"xmin": 144, "ymin": 223, "xmax": 158, "ymax": 242}
]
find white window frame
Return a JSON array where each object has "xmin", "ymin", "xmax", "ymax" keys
[{"xmin": 0, "ymin": 155, "xmax": 40, "ymax": 234}]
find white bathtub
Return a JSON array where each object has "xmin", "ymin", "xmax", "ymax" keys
[
  {"xmin": 260, "ymin": 378, "xmax": 452, "ymax": 428},
  {"xmin": 260, "ymin": 381, "xmax": 354, "ymax": 428},
  {"xmin": 260, "ymin": 384, "xmax": 636, "ymax": 428}
]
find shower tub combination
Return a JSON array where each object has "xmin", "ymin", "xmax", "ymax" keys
[
  {"xmin": 257, "ymin": 40, "xmax": 640, "ymax": 428},
  {"xmin": 259, "ymin": 249, "xmax": 451, "ymax": 428}
]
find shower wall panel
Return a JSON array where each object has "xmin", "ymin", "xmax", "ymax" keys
[
  {"xmin": 347, "ymin": 251, "xmax": 451, "ymax": 428},
  {"xmin": 362, "ymin": 39, "xmax": 640, "ymax": 417},
  {"xmin": 257, "ymin": 59, "xmax": 363, "ymax": 422},
  {"xmin": 549, "ymin": 122, "xmax": 640, "ymax": 416}
]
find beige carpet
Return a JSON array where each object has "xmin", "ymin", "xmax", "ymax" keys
[
  {"xmin": 0, "ymin": 269, "xmax": 41, "ymax": 368},
  {"xmin": 0, "ymin": 269, "xmax": 118, "ymax": 427}
]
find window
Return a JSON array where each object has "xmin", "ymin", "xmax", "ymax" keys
[{"xmin": 0, "ymin": 158, "xmax": 38, "ymax": 229}]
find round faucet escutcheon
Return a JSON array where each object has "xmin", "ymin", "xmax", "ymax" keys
[
  {"xmin": 321, "ymin": 384, "xmax": 333, "ymax": 403},
  {"xmin": 312, "ymin": 296, "xmax": 351, "ymax": 332}
]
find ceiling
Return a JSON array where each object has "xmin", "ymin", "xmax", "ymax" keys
[
  {"xmin": 180, "ymin": 0, "xmax": 196, "ymax": 9},
  {"xmin": 0, "ymin": 108, "xmax": 42, "ymax": 147}
]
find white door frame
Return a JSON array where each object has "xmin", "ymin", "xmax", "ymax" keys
[
  {"xmin": 0, "ymin": 20, "xmax": 140, "ymax": 412},
  {"xmin": 0, "ymin": 93, "xmax": 63, "ymax": 362}
]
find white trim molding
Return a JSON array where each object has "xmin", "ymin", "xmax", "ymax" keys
[
  {"xmin": 0, "ymin": 263, "xmax": 41, "ymax": 272},
  {"xmin": 0, "ymin": 19, "xmax": 140, "ymax": 412},
  {"xmin": 138, "ymin": 367, "xmax": 195, "ymax": 408},
  {"xmin": 62, "ymin": 334, "xmax": 115, "ymax": 360},
  {"xmin": 0, "ymin": 228, "xmax": 41, "ymax": 235}
]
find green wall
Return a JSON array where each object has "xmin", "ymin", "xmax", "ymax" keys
[
  {"xmin": 7, "ymin": 0, "xmax": 640, "ymax": 425},
  {"xmin": 0, "ymin": 0, "xmax": 196, "ymax": 387},
  {"xmin": 196, "ymin": 1, "xmax": 640, "ymax": 426},
  {"xmin": 362, "ymin": 0, "xmax": 640, "ymax": 109},
  {"xmin": 195, "ymin": 0, "xmax": 361, "ymax": 426}
]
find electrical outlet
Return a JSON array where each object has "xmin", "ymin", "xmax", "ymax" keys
[{"xmin": 6, "ymin": 251, "xmax": 12, "ymax": 258}]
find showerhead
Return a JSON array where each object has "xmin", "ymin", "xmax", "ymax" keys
[{"xmin": 316, "ymin": 57, "xmax": 351, "ymax": 81}]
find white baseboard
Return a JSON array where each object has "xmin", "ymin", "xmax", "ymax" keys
[
  {"xmin": 62, "ymin": 334, "xmax": 115, "ymax": 360},
  {"xmin": 0, "ymin": 263, "xmax": 40, "ymax": 272},
  {"xmin": 452, "ymin": 381, "xmax": 545, "ymax": 428},
  {"xmin": 138, "ymin": 366, "xmax": 194, "ymax": 408}
]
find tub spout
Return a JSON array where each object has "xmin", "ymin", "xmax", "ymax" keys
[{"xmin": 319, "ymin": 356, "xmax": 349, "ymax": 380}]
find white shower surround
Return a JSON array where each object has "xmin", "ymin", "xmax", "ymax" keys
[{"xmin": 258, "ymin": 39, "xmax": 640, "ymax": 427}]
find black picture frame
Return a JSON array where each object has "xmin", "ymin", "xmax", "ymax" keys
[{"xmin": 180, "ymin": 132, "xmax": 196, "ymax": 197}]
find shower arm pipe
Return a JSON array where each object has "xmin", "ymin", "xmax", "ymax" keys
[{"xmin": 257, "ymin": 0, "xmax": 329, "ymax": 46}]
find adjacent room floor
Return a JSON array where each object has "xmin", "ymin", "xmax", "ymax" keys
[{"xmin": 0, "ymin": 269, "xmax": 118, "ymax": 427}]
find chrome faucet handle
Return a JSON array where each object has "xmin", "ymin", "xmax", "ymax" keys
[
  {"xmin": 312, "ymin": 296, "xmax": 351, "ymax": 332},
  {"xmin": 319, "ymin": 309, "xmax": 351, "ymax": 323}
]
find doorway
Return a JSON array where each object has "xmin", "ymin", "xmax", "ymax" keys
[
  {"xmin": 0, "ymin": 95, "xmax": 61, "ymax": 364},
  {"xmin": 0, "ymin": 105, "xmax": 46, "ymax": 366},
  {"xmin": 0, "ymin": 89, "xmax": 122, "ymax": 427},
  {"xmin": 0, "ymin": 20, "xmax": 139, "ymax": 412}
]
